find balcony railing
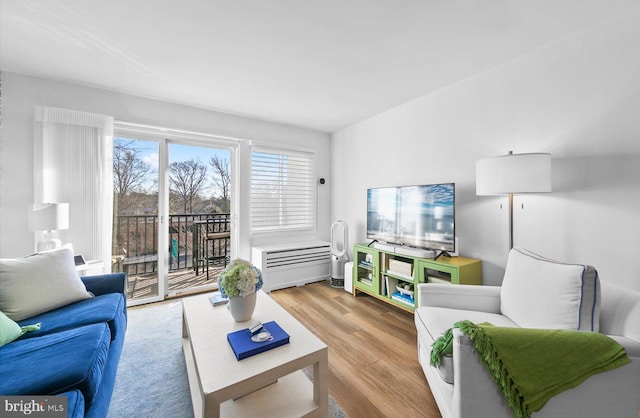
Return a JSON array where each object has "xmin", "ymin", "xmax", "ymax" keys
[{"xmin": 112, "ymin": 213, "xmax": 231, "ymax": 277}]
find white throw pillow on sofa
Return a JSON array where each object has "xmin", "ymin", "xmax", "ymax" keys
[
  {"xmin": 0, "ymin": 248, "xmax": 91, "ymax": 321},
  {"xmin": 500, "ymin": 248, "xmax": 600, "ymax": 331}
]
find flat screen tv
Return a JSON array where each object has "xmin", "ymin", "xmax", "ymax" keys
[{"xmin": 367, "ymin": 183, "xmax": 455, "ymax": 253}]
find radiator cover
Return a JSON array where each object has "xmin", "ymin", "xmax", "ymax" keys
[{"xmin": 251, "ymin": 240, "xmax": 331, "ymax": 292}]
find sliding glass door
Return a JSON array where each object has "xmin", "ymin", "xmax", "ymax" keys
[
  {"xmin": 112, "ymin": 132, "xmax": 235, "ymax": 305},
  {"xmin": 166, "ymin": 142, "xmax": 232, "ymax": 297},
  {"xmin": 112, "ymin": 137, "xmax": 163, "ymax": 304}
]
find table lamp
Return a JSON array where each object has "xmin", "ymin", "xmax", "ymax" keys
[
  {"xmin": 476, "ymin": 151, "xmax": 551, "ymax": 249},
  {"xmin": 28, "ymin": 203, "xmax": 69, "ymax": 252}
]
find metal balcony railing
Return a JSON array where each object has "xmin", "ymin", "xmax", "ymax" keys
[{"xmin": 112, "ymin": 213, "xmax": 231, "ymax": 276}]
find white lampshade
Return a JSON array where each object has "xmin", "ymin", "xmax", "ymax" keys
[
  {"xmin": 28, "ymin": 203, "xmax": 70, "ymax": 232},
  {"xmin": 476, "ymin": 153, "xmax": 551, "ymax": 195}
]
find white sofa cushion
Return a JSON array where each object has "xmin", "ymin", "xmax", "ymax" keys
[
  {"xmin": 0, "ymin": 248, "xmax": 91, "ymax": 321},
  {"xmin": 416, "ymin": 307, "xmax": 520, "ymax": 344},
  {"xmin": 415, "ymin": 306, "xmax": 519, "ymax": 383},
  {"xmin": 500, "ymin": 248, "xmax": 600, "ymax": 331}
]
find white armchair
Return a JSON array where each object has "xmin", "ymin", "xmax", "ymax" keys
[{"xmin": 414, "ymin": 248, "xmax": 640, "ymax": 418}]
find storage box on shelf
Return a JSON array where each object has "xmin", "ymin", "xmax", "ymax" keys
[
  {"xmin": 352, "ymin": 243, "xmax": 482, "ymax": 313},
  {"xmin": 388, "ymin": 258, "xmax": 413, "ymax": 277}
]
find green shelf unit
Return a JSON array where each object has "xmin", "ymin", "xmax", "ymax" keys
[{"xmin": 352, "ymin": 243, "xmax": 482, "ymax": 313}]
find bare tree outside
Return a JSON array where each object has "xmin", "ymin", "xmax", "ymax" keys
[
  {"xmin": 169, "ymin": 159, "xmax": 208, "ymax": 214},
  {"xmin": 209, "ymin": 155, "xmax": 231, "ymax": 212},
  {"xmin": 113, "ymin": 140, "xmax": 154, "ymax": 213},
  {"xmin": 114, "ymin": 140, "xmax": 153, "ymax": 196}
]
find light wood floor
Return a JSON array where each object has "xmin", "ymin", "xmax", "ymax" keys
[{"xmin": 269, "ymin": 281, "xmax": 441, "ymax": 418}]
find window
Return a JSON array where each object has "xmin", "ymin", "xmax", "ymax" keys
[{"xmin": 250, "ymin": 146, "xmax": 315, "ymax": 232}]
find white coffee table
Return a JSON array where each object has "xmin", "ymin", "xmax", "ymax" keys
[{"xmin": 182, "ymin": 290, "xmax": 329, "ymax": 418}]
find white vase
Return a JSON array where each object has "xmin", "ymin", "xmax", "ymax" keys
[{"xmin": 228, "ymin": 292, "xmax": 257, "ymax": 322}]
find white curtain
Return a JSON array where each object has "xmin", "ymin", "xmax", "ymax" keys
[{"xmin": 34, "ymin": 106, "xmax": 114, "ymax": 271}]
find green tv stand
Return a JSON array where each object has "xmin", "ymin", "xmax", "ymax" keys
[{"xmin": 352, "ymin": 243, "xmax": 482, "ymax": 313}]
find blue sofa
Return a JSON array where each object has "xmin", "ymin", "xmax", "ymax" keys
[{"xmin": 0, "ymin": 273, "xmax": 127, "ymax": 418}]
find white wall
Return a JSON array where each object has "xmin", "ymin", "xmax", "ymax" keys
[
  {"xmin": 331, "ymin": 10, "xmax": 640, "ymax": 290},
  {"xmin": 0, "ymin": 72, "xmax": 331, "ymax": 260}
]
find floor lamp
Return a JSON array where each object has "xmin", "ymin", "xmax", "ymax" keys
[
  {"xmin": 28, "ymin": 203, "xmax": 70, "ymax": 252},
  {"xmin": 476, "ymin": 151, "xmax": 551, "ymax": 249}
]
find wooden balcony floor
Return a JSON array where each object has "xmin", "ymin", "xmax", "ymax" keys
[{"xmin": 126, "ymin": 265, "xmax": 224, "ymax": 300}]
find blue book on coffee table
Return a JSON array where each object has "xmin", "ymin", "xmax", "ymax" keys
[{"xmin": 227, "ymin": 321, "xmax": 290, "ymax": 361}]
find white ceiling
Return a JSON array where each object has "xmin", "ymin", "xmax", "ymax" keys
[{"xmin": 2, "ymin": 0, "xmax": 639, "ymax": 133}]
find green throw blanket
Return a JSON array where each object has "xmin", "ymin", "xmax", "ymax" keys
[{"xmin": 431, "ymin": 321, "xmax": 630, "ymax": 418}]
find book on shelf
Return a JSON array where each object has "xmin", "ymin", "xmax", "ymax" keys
[
  {"xmin": 385, "ymin": 276, "xmax": 396, "ymax": 299},
  {"xmin": 209, "ymin": 291, "xmax": 229, "ymax": 306},
  {"xmin": 391, "ymin": 291, "xmax": 414, "ymax": 306},
  {"xmin": 227, "ymin": 321, "xmax": 290, "ymax": 361}
]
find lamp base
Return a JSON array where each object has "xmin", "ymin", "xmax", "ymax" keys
[{"xmin": 37, "ymin": 238, "xmax": 62, "ymax": 252}]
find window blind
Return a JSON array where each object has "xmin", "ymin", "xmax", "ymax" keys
[{"xmin": 250, "ymin": 147, "xmax": 315, "ymax": 232}]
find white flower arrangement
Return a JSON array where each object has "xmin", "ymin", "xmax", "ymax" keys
[{"xmin": 218, "ymin": 259, "xmax": 263, "ymax": 297}]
